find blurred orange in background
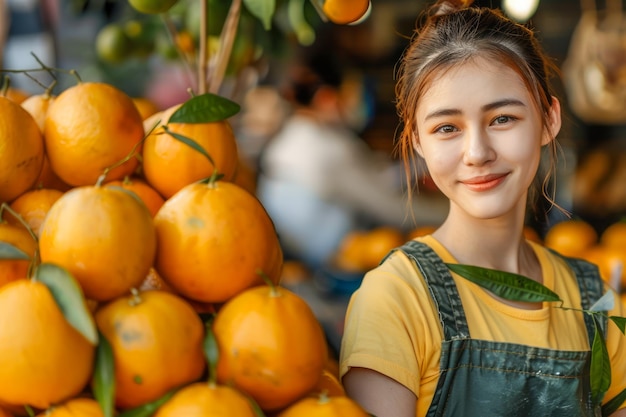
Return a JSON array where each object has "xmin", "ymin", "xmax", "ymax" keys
[{"xmin": 544, "ymin": 219, "xmax": 598, "ymax": 258}]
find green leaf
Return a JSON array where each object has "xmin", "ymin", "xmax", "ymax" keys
[
  {"xmin": 249, "ymin": 396, "xmax": 266, "ymax": 417},
  {"xmin": 162, "ymin": 126, "xmax": 215, "ymax": 168},
  {"xmin": 446, "ymin": 263, "xmax": 562, "ymax": 303},
  {"xmin": 34, "ymin": 263, "xmax": 98, "ymax": 345},
  {"xmin": 602, "ymin": 387, "xmax": 626, "ymax": 416},
  {"xmin": 203, "ymin": 318, "xmax": 219, "ymax": 383},
  {"xmin": 609, "ymin": 316, "xmax": 626, "ymax": 334},
  {"xmin": 288, "ymin": 0, "xmax": 316, "ymax": 45},
  {"xmin": 244, "ymin": 0, "xmax": 275, "ymax": 31},
  {"xmin": 590, "ymin": 316, "xmax": 611, "ymax": 406},
  {"xmin": 167, "ymin": 93, "xmax": 240, "ymax": 124},
  {"xmin": 93, "ymin": 332, "xmax": 115, "ymax": 417},
  {"xmin": 117, "ymin": 389, "xmax": 177, "ymax": 417},
  {"xmin": 0, "ymin": 241, "xmax": 30, "ymax": 260}
]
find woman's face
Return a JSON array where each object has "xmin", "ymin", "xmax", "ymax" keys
[{"xmin": 414, "ymin": 57, "xmax": 561, "ymax": 221}]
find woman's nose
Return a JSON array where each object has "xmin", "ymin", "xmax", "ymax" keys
[{"xmin": 463, "ymin": 127, "xmax": 496, "ymax": 166}]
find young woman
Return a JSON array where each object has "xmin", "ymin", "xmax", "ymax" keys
[{"xmin": 339, "ymin": 1, "xmax": 626, "ymax": 416}]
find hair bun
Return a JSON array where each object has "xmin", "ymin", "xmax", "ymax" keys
[{"xmin": 430, "ymin": 0, "xmax": 474, "ymax": 16}]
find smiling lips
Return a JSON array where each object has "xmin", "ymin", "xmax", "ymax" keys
[{"xmin": 461, "ymin": 173, "xmax": 509, "ymax": 191}]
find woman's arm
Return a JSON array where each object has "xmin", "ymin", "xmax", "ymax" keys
[
  {"xmin": 611, "ymin": 408, "xmax": 626, "ymax": 416},
  {"xmin": 343, "ymin": 367, "xmax": 417, "ymax": 417}
]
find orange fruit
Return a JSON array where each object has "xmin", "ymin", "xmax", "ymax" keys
[
  {"xmin": 152, "ymin": 382, "xmax": 257, "ymax": 417},
  {"xmin": 35, "ymin": 397, "xmax": 104, "ymax": 417},
  {"xmin": 142, "ymin": 104, "xmax": 239, "ymax": 198},
  {"xmin": 280, "ymin": 260, "xmax": 311, "ymax": 285},
  {"xmin": 322, "ymin": 0, "xmax": 370, "ymax": 24},
  {"xmin": 39, "ymin": 185, "xmax": 157, "ymax": 301},
  {"xmin": 44, "ymin": 82, "xmax": 144, "ymax": 187},
  {"xmin": 95, "ymin": 290, "xmax": 205, "ymax": 409},
  {"xmin": 583, "ymin": 245, "xmax": 626, "ymax": 290},
  {"xmin": 0, "ymin": 407, "xmax": 13, "ymax": 417},
  {"xmin": 361, "ymin": 226, "xmax": 405, "ymax": 270},
  {"xmin": 175, "ymin": 30, "xmax": 195, "ymax": 55},
  {"xmin": 232, "ymin": 157, "xmax": 257, "ymax": 195},
  {"xmin": 95, "ymin": 23, "xmax": 133, "ymax": 64},
  {"xmin": 19, "ymin": 94, "xmax": 71, "ymax": 192},
  {"xmin": 311, "ymin": 369, "xmax": 346, "ymax": 398},
  {"xmin": 544, "ymin": 219, "xmax": 598, "ymax": 258},
  {"xmin": 0, "ymin": 222, "xmax": 37, "ymax": 288},
  {"xmin": 139, "ymin": 267, "xmax": 175, "ymax": 293},
  {"xmin": 523, "ymin": 225, "xmax": 543, "ymax": 244},
  {"xmin": 105, "ymin": 176, "xmax": 165, "ymax": 217},
  {"xmin": 153, "ymin": 181, "xmax": 283, "ymax": 303},
  {"xmin": 334, "ymin": 230, "xmax": 368, "ymax": 272},
  {"xmin": 213, "ymin": 284, "xmax": 328, "ymax": 412},
  {"xmin": 142, "ymin": 108, "xmax": 163, "ymax": 135},
  {"xmin": 33, "ymin": 156, "xmax": 73, "ymax": 192},
  {"xmin": 276, "ymin": 393, "xmax": 370, "ymax": 416},
  {"xmin": 20, "ymin": 93, "xmax": 55, "ymax": 132},
  {"xmin": 0, "ymin": 280, "xmax": 95, "ymax": 409},
  {"xmin": 0, "ymin": 97, "xmax": 45, "ymax": 203},
  {"xmin": 132, "ymin": 97, "xmax": 160, "ymax": 120},
  {"xmin": 325, "ymin": 357, "xmax": 340, "ymax": 379},
  {"xmin": 334, "ymin": 227, "xmax": 405, "ymax": 272},
  {"xmin": 600, "ymin": 221, "xmax": 626, "ymax": 249},
  {"xmin": 406, "ymin": 225, "xmax": 438, "ymax": 240},
  {"xmin": 7, "ymin": 188, "xmax": 64, "ymax": 237},
  {"xmin": 3, "ymin": 87, "xmax": 29, "ymax": 104}
]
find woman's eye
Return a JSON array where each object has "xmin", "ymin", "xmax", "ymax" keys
[
  {"xmin": 493, "ymin": 115, "xmax": 516, "ymax": 125},
  {"xmin": 436, "ymin": 124, "xmax": 457, "ymax": 134}
]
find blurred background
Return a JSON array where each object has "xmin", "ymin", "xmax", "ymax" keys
[
  {"xmin": 3, "ymin": 0, "xmax": 626, "ymax": 352},
  {"xmin": 3, "ymin": 0, "xmax": 623, "ymax": 228}
]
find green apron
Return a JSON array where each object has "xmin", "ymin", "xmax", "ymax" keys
[{"xmin": 396, "ymin": 240, "xmax": 608, "ymax": 417}]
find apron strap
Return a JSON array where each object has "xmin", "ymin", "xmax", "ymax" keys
[
  {"xmin": 393, "ymin": 240, "xmax": 470, "ymax": 340},
  {"xmin": 393, "ymin": 242, "xmax": 609, "ymax": 344},
  {"xmin": 558, "ymin": 255, "xmax": 609, "ymax": 344}
]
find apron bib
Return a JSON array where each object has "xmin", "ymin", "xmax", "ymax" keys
[{"xmin": 396, "ymin": 241, "xmax": 607, "ymax": 417}]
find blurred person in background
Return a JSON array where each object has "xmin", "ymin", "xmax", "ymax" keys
[
  {"xmin": 1, "ymin": 0, "xmax": 58, "ymax": 93},
  {"xmin": 0, "ymin": 0, "xmax": 54, "ymax": 87},
  {"xmin": 255, "ymin": 38, "xmax": 448, "ymax": 272},
  {"xmin": 0, "ymin": 0, "xmax": 7, "ymax": 69}
]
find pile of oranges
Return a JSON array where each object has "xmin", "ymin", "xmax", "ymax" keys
[
  {"xmin": 0, "ymin": 83, "xmax": 370, "ymax": 416},
  {"xmin": 544, "ymin": 218, "xmax": 626, "ymax": 294}
]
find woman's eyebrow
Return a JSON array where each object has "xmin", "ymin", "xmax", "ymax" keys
[
  {"xmin": 424, "ymin": 99, "xmax": 526, "ymax": 121},
  {"xmin": 424, "ymin": 108, "xmax": 461, "ymax": 121},
  {"xmin": 482, "ymin": 98, "xmax": 526, "ymax": 112}
]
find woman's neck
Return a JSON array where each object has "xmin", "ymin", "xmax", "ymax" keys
[{"xmin": 432, "ymin": 209, "xmax": 541, "ymax": 283}]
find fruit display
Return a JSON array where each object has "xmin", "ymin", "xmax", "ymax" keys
[
  {"xmin": 0, "ymin": 0, "xmax": 373, "ymax": 415},
  {"xmin": 573, "ymin": 140, "xmax": 626, "ymax": 220}
]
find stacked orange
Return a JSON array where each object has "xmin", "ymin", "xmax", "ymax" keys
[{"xmin": 0, "ymin": 78, "xmax": 369, "ymax": 416}]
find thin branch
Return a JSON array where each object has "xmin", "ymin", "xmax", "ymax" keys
[
  {"xmin": 198, "ymin": 0, "xmax": 208, "ymax": 94},
  {"xmin": 160, "ymin": 14, "xmax": 197, "ymax": 92},
  {"xmin": 208, "ymin": 0, "xmax": 242, "ymax": 95}
]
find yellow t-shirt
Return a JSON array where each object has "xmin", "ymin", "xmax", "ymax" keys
[{"xmin": 339, "ymin": 235, "xmax": 626, "ymax": 416}]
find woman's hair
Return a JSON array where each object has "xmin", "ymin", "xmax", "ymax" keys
[{"xmin": 395, "ymin": 0, "xmax": 562, "ymax": 215}]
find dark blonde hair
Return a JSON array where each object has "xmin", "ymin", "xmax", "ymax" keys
[{"xmin": 395, "ymin": 0, "xmax": 562, "ymax": 214}]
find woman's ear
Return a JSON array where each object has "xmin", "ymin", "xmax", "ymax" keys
[{"xmin": 542, "ymin": 96, "xmax": 562, "ymax": 146}]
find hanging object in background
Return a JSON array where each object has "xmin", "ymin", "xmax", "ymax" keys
[
  {"xmin": 562, "ymin": 0, "xmax": 626, "ymax": 125},
  {"xmin": 502, "ymin": 0, "xmax": 540, "ymax": 22}
]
